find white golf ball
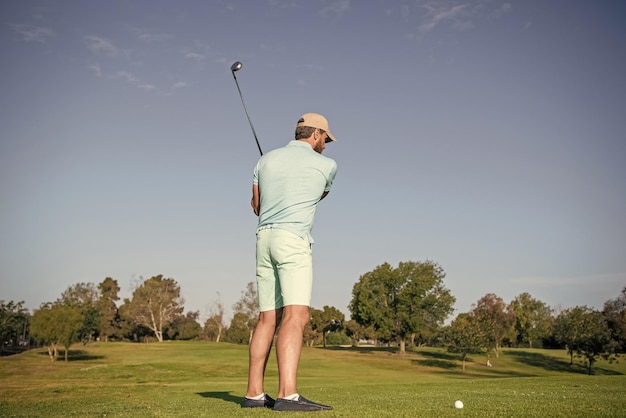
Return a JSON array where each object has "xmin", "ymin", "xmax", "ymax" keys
[{"xmin": 454, "ymin": 400, "xmax": 464, "ymax": 409}]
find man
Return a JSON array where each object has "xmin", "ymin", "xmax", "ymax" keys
[{"xmin": 243, "ymin": 113, "xmax": 338, "ymax": 412}]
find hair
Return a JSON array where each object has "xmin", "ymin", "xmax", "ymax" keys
[{"xmin": 295, "ymin": 126, "xmax": 324, "ymax": 140}]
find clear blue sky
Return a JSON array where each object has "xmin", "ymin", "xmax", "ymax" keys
[{"xmin": 1, "ymin": 1, "xmax": 624, "ymax": 323}]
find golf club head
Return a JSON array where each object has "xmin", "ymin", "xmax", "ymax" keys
[{"xmin": 231, "ymin": 61, "xmax": 243, "ymax": 72}]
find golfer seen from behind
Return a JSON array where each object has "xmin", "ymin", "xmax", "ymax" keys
[{"xmin": 243, "ymin": 113, "xmax": 338, "ymax": 412}]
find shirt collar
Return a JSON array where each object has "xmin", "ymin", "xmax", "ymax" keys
[{"xmin": 288, "ymin": 140, "xmax": 312, "ymax": 149}]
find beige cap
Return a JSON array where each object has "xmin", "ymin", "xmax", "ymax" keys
[{"xmin": 295, "ymin": 113, "xmax": 337, "ymax": 142}]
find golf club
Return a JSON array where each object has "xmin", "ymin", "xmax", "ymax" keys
[{"xmin": 230, "ymin": 61, "xmax": 263, "ymax": 156}]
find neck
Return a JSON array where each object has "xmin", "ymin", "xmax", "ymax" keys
[{"xmin": 297, "ymin": 138, "xmax": 315, "ymax": 149}]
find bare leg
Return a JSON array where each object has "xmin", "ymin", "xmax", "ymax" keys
[
  {"xmin": 246, "ymin": 308, "xmax": 283, "ymax": 397},
  {"xmin": 276, "ymin": 305, "xmax": 310, "ymax": 398}
]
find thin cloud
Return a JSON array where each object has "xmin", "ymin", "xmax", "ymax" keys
[
  {"xmin": 299, "ymin": 63, "xmax": 325, "ymax": 72},
  {"xmin": 85, "ymin": 36, "xmax": 125, "ymax": 58},
  {"xmin": 10, "ymin": 23, "xmax": 54, "ymax": 43},
  {"xmin": 88, "ymin": 63, "xmax": 148, "ymax": 90},
  {"xmin": 414, "ymin": 0, "xmax": 512, "ymax": 35},
  {"xmin": 184, "ymin": 52, "xmax": 205, "ymax": 62},
  {"xmin": 494, "ymin": 2, "xmax": 512, "ymax": 18},
  {"xmin": 112, "ymin": 70, "xmax": 137, "ymax": 83},
  {"xmin": 320, "ymin": 0, "xmax": 351, "ymax": 17},
  {"xmin": 419, "ymin": 3, "xmax": 468, "ymax": 33},
  {"xmin": 268, "ymin": 0, "xmax": 300, "ymax": 10},
  {"xmin": 138, "ymin": 32, "xmax": 174, "ymax": 43},
  {"xmin": 162, "ymin": 81, "xmax": 189, "ymax": 96},
  {"xmin": 89, "ymin": 63, "xmax": 103, "ymax": 78},
  {"xmin": 138, "ymin": 84, "xmax": 157, "ymax": 91},
  {"xmin": 88, "ymin": 63, "xmax": 185, "ymax": 96}
]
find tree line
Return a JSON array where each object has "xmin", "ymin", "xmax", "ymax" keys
[{"xmin": 1, "ymin": 261, "xmax": 624, "ymax": 374}]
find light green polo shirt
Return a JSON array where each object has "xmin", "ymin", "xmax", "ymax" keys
[{"xmin": 253, "ymin": 140, "xmax": 337, "ymax": 241}]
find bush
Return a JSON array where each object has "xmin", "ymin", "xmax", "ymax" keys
[{"xmin": 325, "ymin": 331, "xmax": 351, "ymax": 346}]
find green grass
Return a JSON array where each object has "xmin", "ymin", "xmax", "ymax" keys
[{"xmin": 1, "ymin": 342, "xmax": 625, "ymax": 417}]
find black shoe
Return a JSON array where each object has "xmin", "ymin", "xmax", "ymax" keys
[
  {"xmin": 241, "ymin": 393, "xmax": 275, "ymax": 408},
  {"xmin": 273, "ymin": 395, "xmax": 333, "ymax": 411}
]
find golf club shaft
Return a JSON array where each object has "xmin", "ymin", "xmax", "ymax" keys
[{"xmin": 231, "ymin": 70, "xmax": 263, "ymax": 156}]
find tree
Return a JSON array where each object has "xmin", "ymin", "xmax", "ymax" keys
[
  {"xmin": 310, "ymin": 306, "xmax": 345, "ymax": 347},
  {"xmin": 0, "ymin": 300, "xmax": 29, "ymax": 354},
  {"xmin": 325, "ymin": 331, "xmax": 351, "ymax": 346},
  {"xmin": 349, "ymin": 261, "xmax": 455, "ymax": 354},
  {"xmin": 603, "ymin": 287, "xmax": 626, "ymax": 354},
  {"xmin": 553, "ymin": 306, "xmax": 587, "ymax": 364},
  {"xmin": 443, "ymin": 312, "xmax": 489, "ymax": 372},
  {"xmin": 126, "ymin": 275, "xmax": 184, "ymax": 342},
  {"xmin": 509, "ymin": 292, "xmax": 553, "ymax": 348},
  {"xmin": 97, "ymin": 277, "xmax": 121, "ymax": 341},
  {"xmin": 118, "ymin": 299, "xmax": 152, "ymax": 342},
  {"xmin": 395, "ymin": 261, "xmax": 455, "ymax": 347},
  {"xmin": 202, "ymin": 295, "xmax": 226, "ymax": 342},
  {"xmin": 232, "ymin": 281, "xmax": 259, "ymax": 343},
  {"xmin": 350, "ymin": 263, "xmax": 396, "ymax": 345},
  {"xmin": 303, "ymin": 319, "xmax": 320, "ymax": 347},
  {"xmin": 166, "ymin": 311, "xmax": 201, "ymax": 340},
  {"xmin": 59, "ymin": 282, "xmax": 100, "ymax": 343},
  {"xmin": 30, "ymin": 304, "xmax": 58, "ymax": 362},
  {"xmin": 573, "ymin": 307, "xmax": 615, "ymax": 375},
  {"xmin": 60, "ymin": 282, "xmax": 99, "ymax": 305},
  {"xmin": 554, "ymin": 306, "xmax": 618, "ymax": 374},
  {"xmin": 224, "ymin": 312, "xmax": 251, "ymax": 344},
  {"xmin": 471, "ymin": 293, "xmax": 515, "ymax": 358},
  {"xmin": 30, "ymin": 303, "xmax": 84, "ymax": 362},
  {"xmin": 343, "ymin": 320, "xmax": 361, "ymax": 347},
  {"xmin": 343, "ymin": 320, "xmax": 376, "ymax": 347}
]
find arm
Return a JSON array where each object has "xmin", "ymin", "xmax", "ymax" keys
[
  {"xmin": 319, "ymin": 161, "xmax": 336, "ymax": 202},
  {"xmin": 251, "ymin": 184, "xmax": 260, "ymax": 216}
]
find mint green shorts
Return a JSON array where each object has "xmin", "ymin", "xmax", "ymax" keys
[{"xmin": 256, "ymin": 228, "xmax": 313, "ymax": 311}]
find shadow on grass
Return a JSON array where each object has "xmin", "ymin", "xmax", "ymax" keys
[
  {"xmin": 196, "ymin": 391, "xmax": 241, "ymax": 406},
  {"xmin": 419, "ymin": 350, "xmax": 460, "ymax": 362},
  {"xmin": 36, "ymin": 349, "xmax": 105, "ymax": 361},
  {"xmin": 321, "ymin": 346, "xmax": 398, "ymax": 355},
  {"xmin": 507, "ymin": 351, "xmax": 623, "ymax": 376},
  {"xmin": 412, "ymin": 359, "xmax": 458, "ymax": 369},
  {"xmin": 407, "ymin": 351, "xmax": 536, "ymax": 377},
  {"xmin": 410, "ymin": 350, "xmax": 458, "ymax": 369}
]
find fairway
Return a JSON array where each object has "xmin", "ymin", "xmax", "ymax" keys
[{"xmin": 1, "ymin": 341, "xmax": 625, "ymax": 417}]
